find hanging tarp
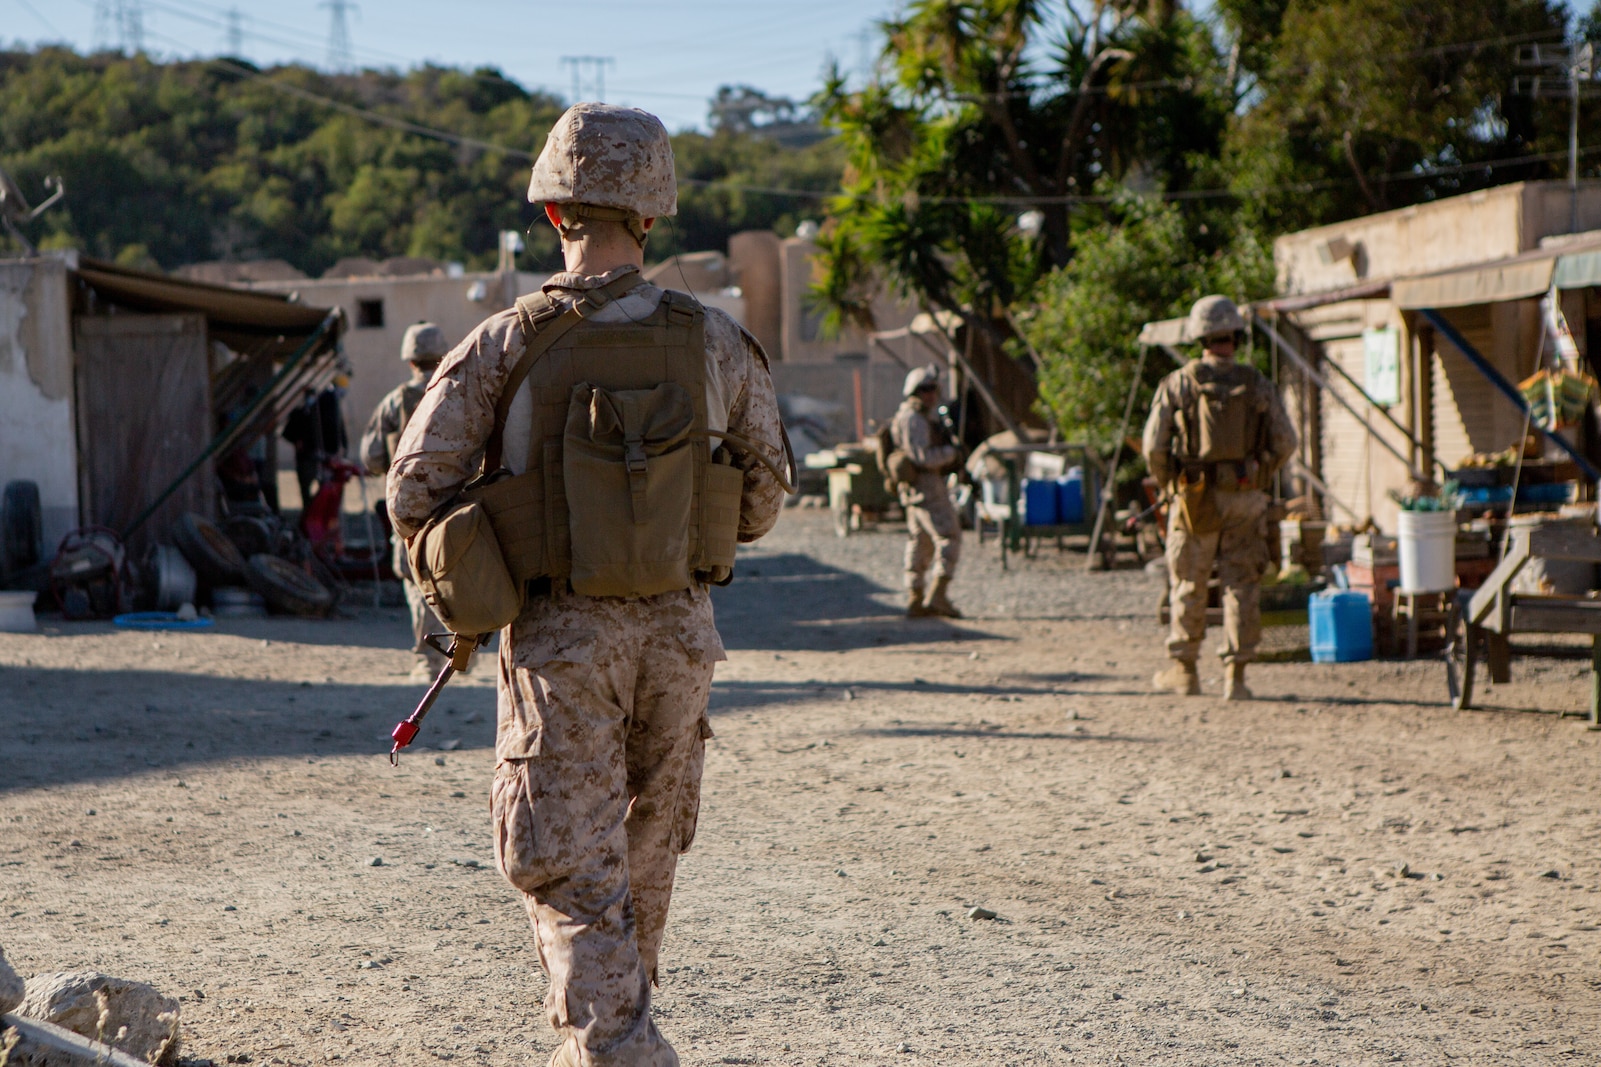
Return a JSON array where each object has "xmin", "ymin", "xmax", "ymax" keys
[
  {"xmin": 1552, "ymin": 248, "xmax": 1601, "ymax": 290},
  {"xmin": 1137, "ymin": 317, "xmax": 1188, "ymax": 346},
  {"xmin": 1392, "ymin": 251, "xmax": 1556, "ymax": 309}
]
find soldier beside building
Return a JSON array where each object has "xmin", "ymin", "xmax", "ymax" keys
[
  {"xmin": 1143, "ymin": 295, "xmax": 1296, "ymax": 701},
  {"xmin": 359, "ymin": 322, "xmax": 451, "ymax": 679},
  {"xmin": 890, "ymin": 364, "xmax": 963, "ymax": 618},
  {"xmin": 387, "ymin": 103, "xmax": 788, "ymax": 1067}
]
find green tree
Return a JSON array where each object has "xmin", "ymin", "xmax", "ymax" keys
[
  {"xmin": 1222, "ymin": 0, "xmax": 1570, "ymax": 230},
  {"xmin": 1024, "ymin": 192, "xmax": 1272, "ymax": 449},
  {"xmin": 810, "ymin": 0, "xmax": 1233, "ymax": 429}
]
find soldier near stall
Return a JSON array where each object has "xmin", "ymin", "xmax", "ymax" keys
[
  {"xmin": 387, "ymin": 103, "xmax": 787, "ymax": 1067},
  {"xmin": 889, "ymin": 364, "xmax": 963, "ymax": 618},
  {"xmin": 1142, "ymin": 295, "xmax": 1296, "ymax": 701},
  {"xmin": 359, "ymin": 321, "xmax": 451, "ymax": 679}
]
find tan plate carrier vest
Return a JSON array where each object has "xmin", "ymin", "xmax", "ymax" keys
[{"xmin": 408, "ymin": 272, "xmax": 763, "ymax": 636}]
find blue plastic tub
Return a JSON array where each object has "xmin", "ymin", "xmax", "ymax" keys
[
  {"xmin": 1056, "ymin": 468, "xmax": 1086, "ymax": 524},
  {"xmin": 1309, "ymin": 590, "xmax": 1373, "ymax": 662},
  {"xmin": 1021, "ymin": 478, "xmax": 1059, "ymax": 526}
]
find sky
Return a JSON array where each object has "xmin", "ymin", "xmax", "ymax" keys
[{"xmin": 5, "ymin": 0, "xmax": 901, "ymax": 130}]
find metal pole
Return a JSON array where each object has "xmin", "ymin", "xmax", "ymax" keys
[
  {"xmin": 1084, "ymin": 343, "xmax": 1149, "ymax": 571},
  {"xmin": 1251, "ymin": 317, "xmax": 1430, "ymax": 481},
  {"xmin": 1419, "ymin": 307, "xmax": 1601, "ymax": 481},
  {"xmin": 1572, "ymin": 49, "xmax": 1581, "ymax": 234}
]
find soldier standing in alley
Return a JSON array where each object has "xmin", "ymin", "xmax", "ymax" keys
[
  {"xmin": 387, "ymin": 103, "xmax": 788, "ymax": 1067},
  {"xmin": 1143, "ymin": 295, "xmax": 1296, "ymax": 701},
  {"xmin": 360, "ymin": 321, "xmax": 451, "ymax": 679},
  {"xmin": 890, "ymin": 364, "xmax": 963, "ymax": 618}
]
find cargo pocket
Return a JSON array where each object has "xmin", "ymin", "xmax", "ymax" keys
[
  {"xmin": 670, "ymin": 717, "xmax": 714, "ymax": 855},
  {"xmin": 492, "ymin": 759, "xmax": 554, "ymax": 894}
]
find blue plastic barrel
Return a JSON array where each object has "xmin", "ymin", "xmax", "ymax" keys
[
  {"xmin": 1056, "ymin": 468, "xmax": 1086, "ymax": 524},
  {"xmin": 1021, "ymin": 478, "xmax": 1059, "ymax": 526},
  {"xmin": 1309, "ymin": 590, "xmax": 1373, "ymax": 662}
]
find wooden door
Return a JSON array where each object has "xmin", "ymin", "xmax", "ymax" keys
[{"xmin": 74, "ymin": 313, "xmax": 213, "ymax": 557}]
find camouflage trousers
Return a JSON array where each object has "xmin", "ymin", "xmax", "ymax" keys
[
  {"xmin": 1165, "ymin": 488, "xmax": 1272, "ymax": 665},
  {"xmin": 392, "ymin": 537, "xmax": 447, "ymax": 671},
  {"xmin": 903, "ymin": 479, "xmax": 961, "ymax": 591},
  {"xmin": 492, "ymin": 592, "xmax": 717, "ymax": 1067}
]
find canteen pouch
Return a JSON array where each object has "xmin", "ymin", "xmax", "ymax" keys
[
  {"xmin": 408, "ymin": 496, "xmax": 523, "ymax": 635},
  {"xmin": 1176, "ymin": 469, "xmax": 1222, "ymax": 535},
  {"xmin": 698, "ymin": 447, "xmax": 743, "ymax": 585},
  {"xmin": 564, "ymin": 381, "xmax": 697, "ymax": 597}
]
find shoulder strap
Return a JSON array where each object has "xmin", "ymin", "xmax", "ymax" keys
[{"xmin": 482, "ymin": 270, "xmax": 646, "ymax": 472}]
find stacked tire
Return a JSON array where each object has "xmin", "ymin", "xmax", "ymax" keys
[{"xmin": 172, "ymin": 512, "xmax": 332, "ymax": 617}]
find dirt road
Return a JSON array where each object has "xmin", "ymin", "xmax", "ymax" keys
[{"xmin": 3, "ymin": 511, "xmax": 1598, "ymax": 1065}]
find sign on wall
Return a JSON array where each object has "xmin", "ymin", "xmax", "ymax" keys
[{"xmin": 1363, "ymin": 326, "xmax": 1401, "ymax": 406}]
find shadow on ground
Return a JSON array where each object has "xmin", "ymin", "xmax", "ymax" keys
[
  {"xmin": 713, "ymin": 553, "xmax": 1008, "ymax": 650},
  {"xmin": 0, "ymin": 665, "xmax": 496, "ymax": 793}
]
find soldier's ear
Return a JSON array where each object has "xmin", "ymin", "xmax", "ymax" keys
[{"xmin": 543, "ymin": 203, "xmax": 562, "ymax": 230}]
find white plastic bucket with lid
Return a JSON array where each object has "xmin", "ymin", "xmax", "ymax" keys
[
  {"xmin": 0, "ymin": 590, "xmax": 38, "ymax": 632},
  {"xmin": 1397, "ymin": 509, "xmax": 1456, "ymax": 593}
]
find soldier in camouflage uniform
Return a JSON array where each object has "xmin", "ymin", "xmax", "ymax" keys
[
  {"xmin": 891, "ymin": 364, "xmax": 963, "ymax": 618},
  {"xmin": 360, "ymin": 322, "xmax": 451, "ymax": 679},
  {"xmin": 1142, "ymin": 295, "xmax": 1296, "ymax": 701},
  {"xmin": 388, "ymin": 103, "xmax": 786, "ymax": 1067}
]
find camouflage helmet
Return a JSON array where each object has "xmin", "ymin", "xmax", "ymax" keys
[
  {"xmin": 1187, "ymin": 295, "xmax": 1246, "ymax": 342},
  {"xmin": 401, "ymin": 322, "xmax": 449, "ymax": 364},
  {"xmin": 903, "ymin": 364, "xmax": 941, "ymax": 397},
  {"xmin": 526, "ymin": 103, "xmax": 677, "ymax": 219}
]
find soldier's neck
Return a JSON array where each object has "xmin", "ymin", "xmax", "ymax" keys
[
  {"xmin": 1200, "ymin": 352, "xmax": 1237, "ymax": 368},
  {"xmin": 560, "ymin": 235, "xmax": 644, "ymax": 277}
]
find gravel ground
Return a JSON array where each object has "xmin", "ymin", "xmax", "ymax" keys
[{"xmin": 2, "ymin": 508, "xmax": 1599, "ymax": 1066}]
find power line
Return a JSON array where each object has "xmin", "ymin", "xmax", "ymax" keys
[{"xmin": 561, "ymin": 56, "xmax": 614, "ymax": 103}]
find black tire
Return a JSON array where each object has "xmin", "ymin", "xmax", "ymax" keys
[
  {"xmin": 221, "ymin": 515, "xmax": 275, "ymax": 558},
  {"xmin": 245, "ymin": 553, "xmax": 334, "ymax": 617},
  {"xmin": 3, "ymin": 480, "xmax": 43, "ymax": 572},
  {"xmin": 174, "ymin": 512, "xmax": 247, "ymax": 584}
]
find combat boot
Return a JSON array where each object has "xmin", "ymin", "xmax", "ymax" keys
[
  {"xmin": 1151, "ymin": 659, "xmax": 1201, "ymax": 695},
  {"xmin": 906, "ymin": 588, "xmax": 931, "ymax": 617},
  {"xmin": 1222, "ymin": 662, "xmax": 1253, "ymax": 701},
  {"xmin": 925, "ymin": 577, "xmax": 963, "ymax": 618}
]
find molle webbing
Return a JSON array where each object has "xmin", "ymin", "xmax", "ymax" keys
[{"xmin": 468, "ymin": 277, "xmax": 736, "ymax": 592}]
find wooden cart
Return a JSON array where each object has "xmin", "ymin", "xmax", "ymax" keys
[{"xmin": 1446, "ymin": 520, "xmax": 1601, "ymax": 724}]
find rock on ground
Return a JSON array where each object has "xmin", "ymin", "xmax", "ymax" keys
[
  {"xmin": 0, "ymin": 947, "xmax": 23, "ymax": 1014},
  {"xmin": 16, "ymin": 974, "xmax": 179, "ymax": 1065}
]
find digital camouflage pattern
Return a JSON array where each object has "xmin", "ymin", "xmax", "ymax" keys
[
  {"xmin": 1143, "ymin": 353, "xmax": 1297, "ymax": 667},
  {"xmin": 401, "ymin": 322, "xmax": 449, "ymax": 363},
  {"xmin": 387, "ymin": 268, "xmax": 784, "ymax": 1067},
  {"xmin": 362, "ymin": 378, "xmax": 445, "ymax": 671},
  {"xmin": 1186, "ymin": 293, "xmax": 1246, "ymax": 340},
  {"xmin": 1164, "ymin": 489, "xmax": 1273, "ymax": 665},
  {"xmin": 891, "ymin": 396, "xmax": 961, "ymax": 592},
  {"xmin": 527, "ymin": 104, "xmax": 678, "ymax": 219}
]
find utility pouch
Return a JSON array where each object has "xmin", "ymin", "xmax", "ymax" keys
[
  {"xmin": 698, "ymin": 447, "xmax": 743, "ymax": 585},
  {"xmin": 407, "ymin": 495, "xmax": 523, "ymax": 636},
  {"xmin": 564, "ymin": 381, "xmax": 697, "ymax": 597},
  {"xmin": 1176, "ymin": 470, "xmax": 1222, "ymax": 535},
  {"xmin": 1196, "ymin": 381, "xmax": 1252, "ymax": 462},
  {"xmin": 885, "ymin": 450, "xmax": 919, "ymax": 487}
]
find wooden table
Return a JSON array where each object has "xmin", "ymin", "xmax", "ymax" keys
[{"xmin": 1447, "ymin": 520, "xmax": 1601, "ymax": 724}]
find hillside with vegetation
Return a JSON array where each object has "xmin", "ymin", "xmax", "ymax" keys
[{"xmin": 0, "ymin": 48, "xmax": 844, "ymax": 275}]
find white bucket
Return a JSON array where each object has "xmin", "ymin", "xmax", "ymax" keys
[
  {"xmin": 1397, "ymin": 509, "xmax": 1456, "ymax": 593},
  {"xmin": 0, "ymin": 590, "xmax": 38, "ymax": 633}
]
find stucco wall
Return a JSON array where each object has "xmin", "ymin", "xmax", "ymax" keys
[{"xmin": 0, "ymin": 256, "xmax": 79, "ymax": 552}]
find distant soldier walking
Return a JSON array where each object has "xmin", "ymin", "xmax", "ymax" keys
[
  {"xmin": 360, "ymin": 321, "xmax": 451, "ymax": 678},
  {"xmin": 890, "ymin": 364, "xmax": 963, "ymax": 618},
  {"xmin": 1143, "ymin": 296, "xmax": 1296, "ymax": 700}
]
